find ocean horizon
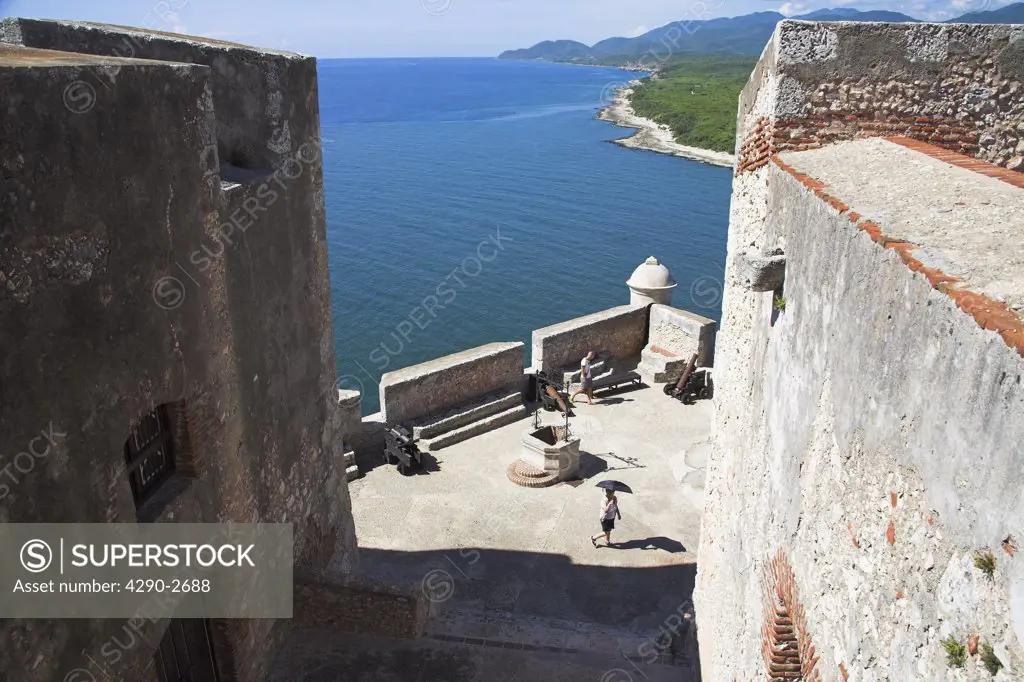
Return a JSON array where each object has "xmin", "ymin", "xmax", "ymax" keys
[{"xmin": 318, "ymin": 57, "xmax": 732, "ymax": 414}]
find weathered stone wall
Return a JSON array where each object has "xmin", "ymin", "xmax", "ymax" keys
[
  {"xmin": 379, "ymin": 342, "xmax": 525, "ymax": 425},
  {"xmin": 0, "ymin": 22, "xmax": 357, "ymax": 682},
  {"xmin": 648, "ymin": 305, "xmax": 716, "ymax": 367},
  {"xmin": 698, "ymin": 145, "xmax": 1024, "ymax": 680},
  {"xmin": 735, "ymin": 21, "xmax": 1024, "ymax": 174},
  {"xmin": 698, "ymin": 21, "xmax": 1024, "ymax": 682},
  {"xmin": 531, "ymin": 305, "xmax": 650, "ymax": 374}
]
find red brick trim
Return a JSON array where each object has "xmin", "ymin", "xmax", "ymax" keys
[
  {"xmin": 771, "ymin": 155, "xmax": 1024, "ymax": 359},
  {"xmin": 762, "ymin": 550, "xmax": 820, "ymax": 681},
  {"xmin": 886, "ymin": 137, "xmax": 1024, "ymax": 190},
  {"xmin": 736, "ymin": 116, "xmax": 776, "ymax": 174},
  {"xmin": 735, "ymin": 113, "xmax": 1013, "ymax": 177},
  {"xmin": 651, "ymin": 345, "xmax": 678, "ymax": 358}
]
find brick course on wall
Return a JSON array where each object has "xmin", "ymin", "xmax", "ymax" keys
[
  {"xmin": 761, "ymin": 551, "xmax": 820, "ymax": 682},
  {"xmin": 736, "ymin": 112, "xmax": 997, "ymax": 175}
]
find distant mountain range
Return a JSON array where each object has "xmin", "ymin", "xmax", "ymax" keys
[{"xmin": 498, "ymin": 4, "xmax": 1024, "ymax": 62}]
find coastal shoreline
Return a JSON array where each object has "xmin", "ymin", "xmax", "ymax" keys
[{"xmin": 597, "ymin": 81, "xmax": 736, "ymax": 169}]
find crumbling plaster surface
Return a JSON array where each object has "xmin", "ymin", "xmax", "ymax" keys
[
  {"xmin": 774, "ymin": 21, "xmax": 1024, "ymax": 167},
  {"xmin": 648, "ymin": 304, "xmax": 716, "ymax": 366}
]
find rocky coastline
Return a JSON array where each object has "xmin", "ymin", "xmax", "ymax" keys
[{"xmin": 598, "ymin": 81, "xmax": 736, "ymax": 169}]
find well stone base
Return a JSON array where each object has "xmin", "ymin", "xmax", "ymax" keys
[{"xmin": 518, "ymin": 425, "xmax": 580, "ymax": 481}]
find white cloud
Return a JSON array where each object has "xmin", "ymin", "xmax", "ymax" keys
[
  {"xmin": 778, "ymin": 2, "xmax": 811, "ymax": 15},
  {"xmin": 628, "ymin": 24, "xmax": 648, "ymax": 37}
]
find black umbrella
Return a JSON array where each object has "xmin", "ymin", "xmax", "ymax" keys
[{"xmin": 596, "ymin": 480, "xmax": 633, "ymax": 494}]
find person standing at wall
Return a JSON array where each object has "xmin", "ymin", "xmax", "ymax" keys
[{"xmin": 570, "ymin": 350, "xmax": 596, "ymax": 405}]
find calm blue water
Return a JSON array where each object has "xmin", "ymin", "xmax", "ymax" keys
[{"xmin": 319, "ymin": 58, "xmax": 731, "ymax": 414}]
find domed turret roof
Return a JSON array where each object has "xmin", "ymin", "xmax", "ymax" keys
[{"xmin": 626, "ymin": 256, "xmax": 677, "ymax": 290}]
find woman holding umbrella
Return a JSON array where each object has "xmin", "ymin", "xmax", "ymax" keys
[{"xmin": 591, "ymin": 480, "xmax": 631, "ymax": 547}]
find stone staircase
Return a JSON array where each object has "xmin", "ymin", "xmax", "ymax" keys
[
  {"xmin": 424, "ymin": 604, "xmax": 699, "ymax": 675},
  {"xmin": 637, "ymin": 345, "xmax": 691, "ymax": 384},
  {"xmin": 555, "ymin": 355, "xmax": 643, "ymax": 388},
  {"xmin": 555, "ymin": 358, "xmax": 611, "ymax": 387},
  {"xmin": 410, "ymin": 391, "xmax": 526, "ymax": 452},
  {"xmin": 269, "ymin": 626, "xmax": 696, "ymax": 682},
  {"xmin": 343, "ymin": 443, "xmax": 360, "ymax": 482}
]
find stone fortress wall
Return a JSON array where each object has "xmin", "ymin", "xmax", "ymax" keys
[
  {"xmin": 735, "ymin": 21, "xmax": 1024, "ymax": 174},
  {"xmin": 697, "ymin": 20, "xmax": 1024, "ymax": 682},
  {"xmin": 0, "ymin": 19, "xmax": 360, "ymax": 682}
]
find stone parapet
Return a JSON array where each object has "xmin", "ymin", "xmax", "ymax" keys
[
  {"xmin": 380, "ymin": 342, "xmax": 525, "ymax": 425},
  {"xmin": 531, "ymin": 305, "xmax": 650, "ymax": 375},
  {"xmin": 648, "ymin": 305, "xmax": 716, "ymax": 367}
]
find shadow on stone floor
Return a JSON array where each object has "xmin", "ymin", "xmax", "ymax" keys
[
  {"xmin": 574, "ymin": 451, "xmax": 610, "ymax": 480},
  {"xmin": 358, "ymin": 546, "xmax": 697, "ymax": 634},
  {"xmin": 271, "ymin": 544, "xmax": 702, "ymax": 681},
  {"xmin": 604, "ymin": 536, "xmax": 687, "ymax": 553}
]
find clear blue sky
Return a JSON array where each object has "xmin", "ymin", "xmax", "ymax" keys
[{"xmin": 0, "ymin": 0, "xmax": 1014, "ymax": 57}]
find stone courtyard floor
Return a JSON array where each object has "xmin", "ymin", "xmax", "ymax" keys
[{"xmin": 303, "ymin": 382, "xmax": 714, "ymax": 681}]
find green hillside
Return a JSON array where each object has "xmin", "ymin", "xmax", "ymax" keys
[{"xmin": 627, "ymin": 56, "xmax": 755, "ymax": 153}]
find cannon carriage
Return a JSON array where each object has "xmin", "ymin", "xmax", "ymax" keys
[
  {"xmin": 383, "ymin": 424, "xmax": 423, "ymax": 476},
  {"xmin": 663, "ymin": 353, "xmax": 713, "ymax": 405}
]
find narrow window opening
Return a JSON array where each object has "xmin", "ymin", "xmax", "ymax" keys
[{"xmin": 124, "ymin": 404, "xmax": 176, "ymax": 507}]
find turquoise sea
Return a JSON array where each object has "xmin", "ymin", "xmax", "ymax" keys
[{"xmin": 318, "ymin": 58, "xmax": 732, "ymax": 413}]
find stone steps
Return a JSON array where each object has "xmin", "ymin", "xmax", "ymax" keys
[
  {"xmin": 343, "ymin": 444, "xmax": 361, "ymax": 482},
  {"xmin": 419, "ymin": 404, "xmax": 527, "ymax": 452},
  {"xmin": 637, "ymin": 346, "xmax": 690, "ymax": 384},
  {"xmin": 559, "ymin": 356, "xmax": 643, "ymax": 387},
  {"xmin": 506, "ymin": 459, "xmax": 559, "ymax": 488},
  {"xmin": 557, "ymin": 359, "xmax": 610, "ymax": 386},
  {"xmin": 425, "ymin": 604, "xmax": 696, "ymax": 670},
  {"xmin": 269, "ymin": 628, "xmax": 695, "ymax": 682},
  {"xmin": 412, "ymin": 391, "xmax": 523, "ymax": 440}
]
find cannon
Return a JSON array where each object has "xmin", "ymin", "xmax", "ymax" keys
[
  {"xmin": 383, "ymin": 424, "xmax": 423, "ymax": 476},
  {"xmin": 535, "ymin": 371, "xmax": 570, "ymax": 413},
  {"xmin": 663, "ymin": 353, "xmax": 713, "ymax": 405}
]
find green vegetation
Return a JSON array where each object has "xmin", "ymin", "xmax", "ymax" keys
[
  {"xmin": 627, "ymin": 55, "xmax": 755, "ymax": 153},
  {"xmin": 981, "ymin": 642, "xmax": 1004, "ymax": 676},
  {"xmin": 943, "ymin": 636, "xmax": 968, "ymax": 668},
  {"xmin": 974, "ymin": 550, "xmax": 997, "ymax": 579},
  {"xmin": 773, "ymin": 295, "xmax": 787, "ymax": 312}
]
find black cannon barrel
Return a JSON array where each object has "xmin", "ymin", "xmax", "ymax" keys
[{"xmin": 386, "ymin": 425, "xmax": 414, "ymax": 443}]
